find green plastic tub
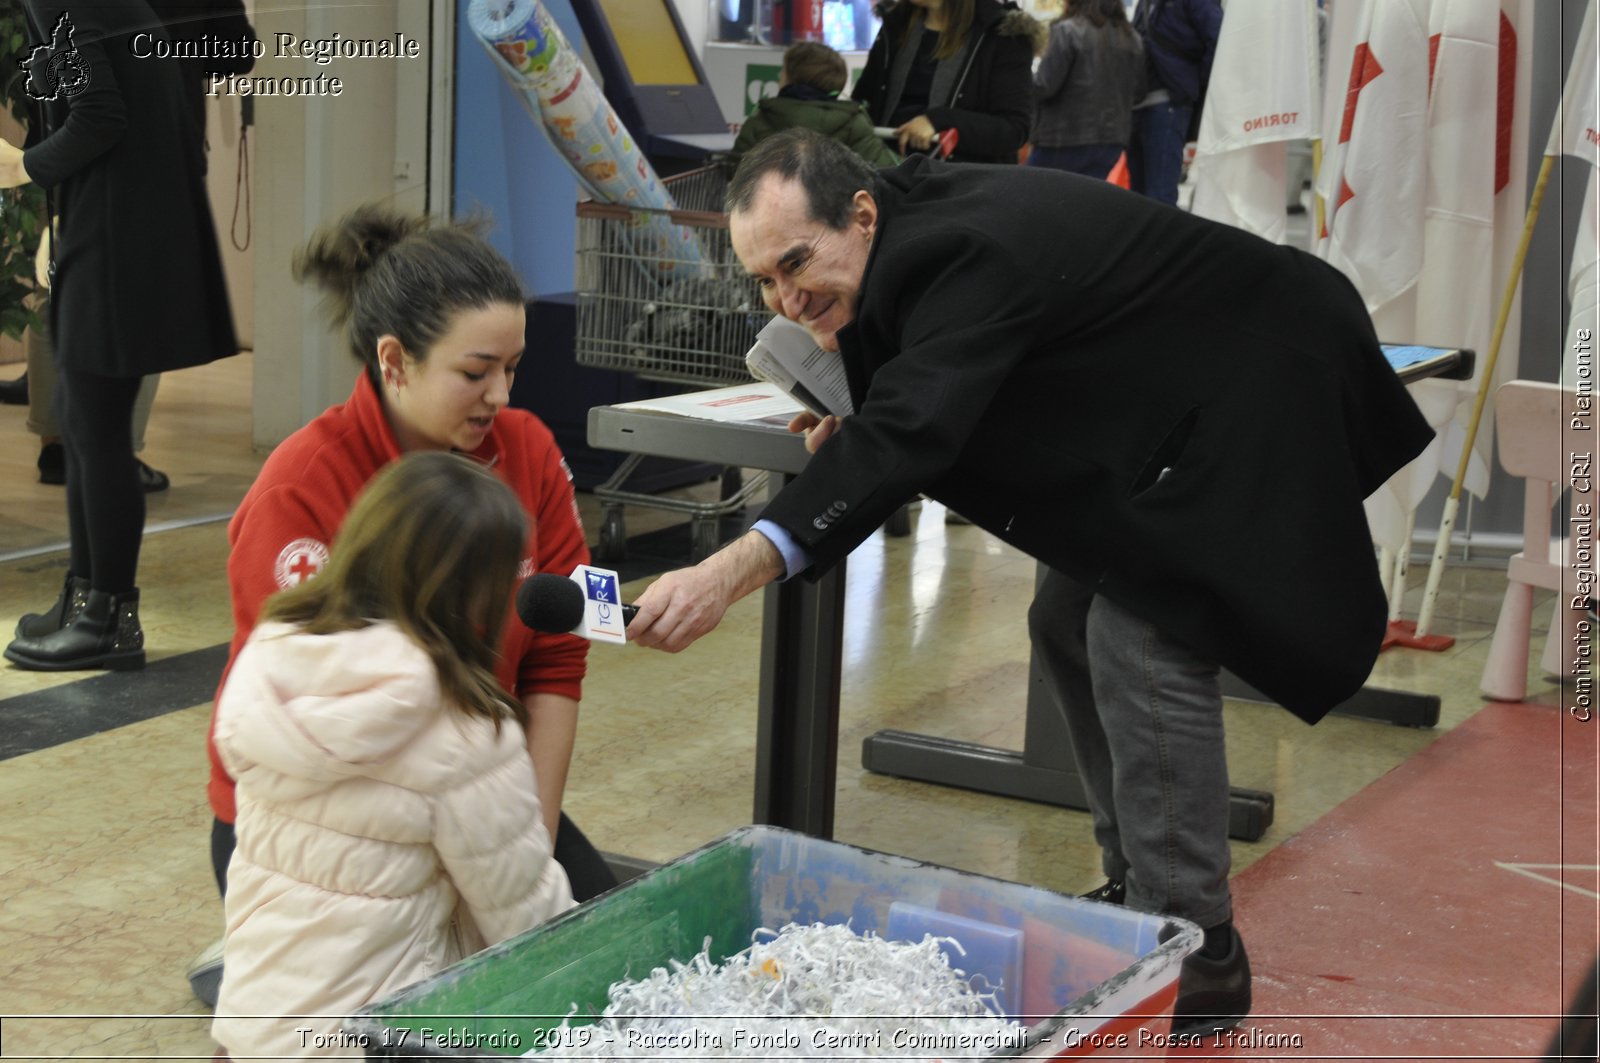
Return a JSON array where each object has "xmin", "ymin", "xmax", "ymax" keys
[{"xmin": 347, "ymin": 826, "xmax": 1200, "ymax": 1059}]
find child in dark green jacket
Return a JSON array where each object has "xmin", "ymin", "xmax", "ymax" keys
[{"xmin": 731, "ymin": 42, "xmax": 899, "ymax": 167}]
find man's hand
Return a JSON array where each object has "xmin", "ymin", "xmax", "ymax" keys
[
  {"xmin": 788, "ymin": 411, "xmax": 843, "ymax": 454},
  {"xmin": 629, "ymin": 531, "xmax": 785, "ymax": 653},
  {"xmin": 0, "ymin": 139, "xmax": 28, "ymax": 189}
]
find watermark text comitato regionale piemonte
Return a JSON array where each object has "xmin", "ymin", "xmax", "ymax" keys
[{"xmin": 131, "ymin": 28, "xmax": 421, "ymax": 98}]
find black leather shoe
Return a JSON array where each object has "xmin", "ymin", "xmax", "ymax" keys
[
  {"xmin": 137, "ymin": 459, "xmax": 170, "ymax": 493},
  {"xmin": 37, "ymin": 442, "xmax": 64, "ymax": 485},
  {"xmin": 4, "ymin": 588, "xmax": 145, "ymax": 671},
  {"xmin": 0, "ymin": 372, "xmax": 25, "ymax": 405},
  {"xmin": 1171, "ymin": 926, "xmax": 1252, "ymax": 1035},
  {"xmin": 15, "ymin": 573, "xmax": 91, "ymax": 639},
  {"xmin": 1081, "ymin": 879, "xmax": 1126, "ymax": 905}
]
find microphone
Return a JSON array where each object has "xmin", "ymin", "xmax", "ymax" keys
[{"xmin": 516, "ymin": 570, "xmax": 636, "ymax": 644}]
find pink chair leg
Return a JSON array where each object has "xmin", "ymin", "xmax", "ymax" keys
[{"xmin": 1482, "ymin": 581, "xmax": 1535, "ymax": 701}]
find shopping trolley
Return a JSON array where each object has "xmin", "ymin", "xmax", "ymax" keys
[{"xmin": 574, "ymin": 164, "xmax": 773, "ymax": 563}]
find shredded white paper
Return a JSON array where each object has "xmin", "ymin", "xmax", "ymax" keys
[{"xmin": 522, "ymin": 922, "xmax": 1029, "ymax": 1060}]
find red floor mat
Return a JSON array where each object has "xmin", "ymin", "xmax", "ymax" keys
[{"xmin": 1171, "ymin": 701, "xmax": 1597, "ymax": 1059}]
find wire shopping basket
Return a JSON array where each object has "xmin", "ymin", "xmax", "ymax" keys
[{"xmin": 574, "ymin": 165, "xmax": 773, "ymax": 562}]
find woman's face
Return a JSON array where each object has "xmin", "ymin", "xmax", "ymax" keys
[{"xmin": 381, "ymin": 302, "xmax": 526, "ymax": 453}]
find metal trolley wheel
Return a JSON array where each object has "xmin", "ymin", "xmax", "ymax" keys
[{"xmin": 596, "ymin": 504, "xmax": 628, "ymax": 564}]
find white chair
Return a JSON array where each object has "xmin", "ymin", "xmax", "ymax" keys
[{"xmin": 1480, "ymin": 380, "xmax": 1590, "ymax": 702}]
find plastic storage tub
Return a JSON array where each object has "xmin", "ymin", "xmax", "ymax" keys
[{"xmin": 348, "ymin": 826, "xmax": 1201, "ymax": 1059}]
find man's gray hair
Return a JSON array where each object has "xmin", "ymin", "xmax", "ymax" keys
[{"xmin": 724, "ymin": 129, "xmax": 880, "ymax": 230}]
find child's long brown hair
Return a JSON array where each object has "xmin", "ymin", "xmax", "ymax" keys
[{"xmin": 261, "ymin": 452, "xmax": 528, "ymax": 728}]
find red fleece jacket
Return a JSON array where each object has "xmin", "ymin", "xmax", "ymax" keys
[{"xmin": 206, "ymin": 374, "xmax": 590, "ymax": 823}]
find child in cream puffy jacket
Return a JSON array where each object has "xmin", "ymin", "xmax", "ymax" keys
[{"xmin": 212, "ymin": 453, "xmax": 575, "ymax": 1059}]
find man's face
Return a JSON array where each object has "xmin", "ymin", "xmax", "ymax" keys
[{"xmin": 730, "ymin": 174, "xmax": 877, "ymax": 353}]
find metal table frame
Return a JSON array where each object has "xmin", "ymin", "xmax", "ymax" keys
[{"xmin": 589, "ymin": 406, "xmax": 843, "ymax": 837}]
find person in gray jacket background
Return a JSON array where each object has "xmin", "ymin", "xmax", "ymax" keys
[{"xmin": 1029, "ymin": 0, "xmax": 1145, "ymax": 178}]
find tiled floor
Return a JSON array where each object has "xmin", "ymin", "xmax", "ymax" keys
[{"xmin": 0, "ymin": 354, "xmax": 1591, "ymax": 1060}]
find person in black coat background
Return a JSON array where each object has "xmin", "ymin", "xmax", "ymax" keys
[
  {"xmin": 145, "ymin": 0, "xmax": 256, "ymax": 167},
  {"xmin": 0, "ymin": 0, "xmax": 238, "ymax": 671},
  {"xmin": 851, "ymin": 0, "xmax": 1044, "ymax": 163},
  {"xmin": 15, "ymin": 0, "xmax": 254, "ymax": 491},
  {"xmin": 625, "ymin": 130, "xmax": 1434, "ymax": 1034}
]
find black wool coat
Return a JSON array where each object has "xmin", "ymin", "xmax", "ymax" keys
[
  {"xmin": 851, "ymin": 0, "xmax": 1043, "ymax": 165},
  {"xmin": 23, "ymin": 0, "xmax": 237, "ymax": 379},
  {"xmin": 757, "ymin": 158, "xmax": 1434, "ymax": 722}
]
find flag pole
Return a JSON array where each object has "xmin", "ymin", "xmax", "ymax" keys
[
  {"xmin": 1414, "ymin": 152, "xmax": 1558, "ymax": 636},
  {"xmin": 1312, "ymin": 140, "xmax": 1324, "ymax": 239},
  {"xmin": 1390, "ymin": 513, "xmax": 1414, "ymax": 622}
]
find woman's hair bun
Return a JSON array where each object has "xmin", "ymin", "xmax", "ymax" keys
[
  {"xmin": 292, "ymin": 202, "xmax": 523, "ymax": 370},
  {"xmin": 293, "ymin": 205, "xmax": 431, "ymax": 327}
]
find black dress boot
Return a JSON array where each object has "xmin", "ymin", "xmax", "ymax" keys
[
  {"xmin": 4, "ymin": 589, "xmax": 145, "ymax": 671},
  {"xmin": 37, "ymin": 442, "xmax": 65, "ymax": 486},
  {"xmin": 15, "ymin": 573, "xmax": 92, "ymax": 639},
  {"xmin": 0, "ymin": 372, "xmax": 26, "ymax": 405}
]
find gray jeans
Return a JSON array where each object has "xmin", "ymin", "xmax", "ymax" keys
[{"xmin": 1028, "ymin": 567, "xmax": 1233, "ymax": 930}]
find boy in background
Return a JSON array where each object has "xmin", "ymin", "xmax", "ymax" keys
[{"xmin": 732, "ymin": 41, "xmax": 899, "ymax": 167}]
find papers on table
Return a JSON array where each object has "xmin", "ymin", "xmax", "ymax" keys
[
  {"xmin": 619, "ymin": 343, "xmax": 1459, "ymax": 428},
  {"xmin": 613, "ymin": 382, "xmax": 806, "ymax": 426}
]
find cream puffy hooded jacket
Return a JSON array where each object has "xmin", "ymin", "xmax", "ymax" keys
[{"xmin": 211, "ymin": 622, "xmax": 574, "ymax": 1059}]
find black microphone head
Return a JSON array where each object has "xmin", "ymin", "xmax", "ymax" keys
[{"xmin": 516, "ymin": 573, "xmax": 586, "ymax": 633}]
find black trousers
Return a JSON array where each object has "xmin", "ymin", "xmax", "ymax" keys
[
  {"xmin": 56, "ymin": 364, "xmax": 144, "ymax": 592},
  {"xmin": 211, "ymin": 812, "xmax": 620, "ymax": 904}
]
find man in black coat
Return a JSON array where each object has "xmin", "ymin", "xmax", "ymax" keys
[{"xmin": 627, "ymin": 130, "xmax": 1432, "ymax": 1033}]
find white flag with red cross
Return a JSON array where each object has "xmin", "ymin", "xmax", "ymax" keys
[
  {"xmin": 1547, "ymin": 0, "xmax": 1598, "ymax": 166},
  {"xmin": 1419, "ymin": 0, "xmax": 1534, "ymax": 501},
  {"xmin": 1190, "ymin": 0, "xmax": 1320, "ymax": 243},
  {"xmin": 1317, "ymin": 0, "xmax": 1431, "ymax": 314},
  {"xmin": 1369, "ymin": 0, "xmax": 1530, "ymax": 520}
]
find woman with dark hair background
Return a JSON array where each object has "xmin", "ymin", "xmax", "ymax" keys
[{"xmin": 851, "ymin": 0, "xmax": 1044, "ymax": 163}]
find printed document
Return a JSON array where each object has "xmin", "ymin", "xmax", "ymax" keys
[{"xmin": 744, "ymin": 317, "xmax": 855, "ymax": 418}]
